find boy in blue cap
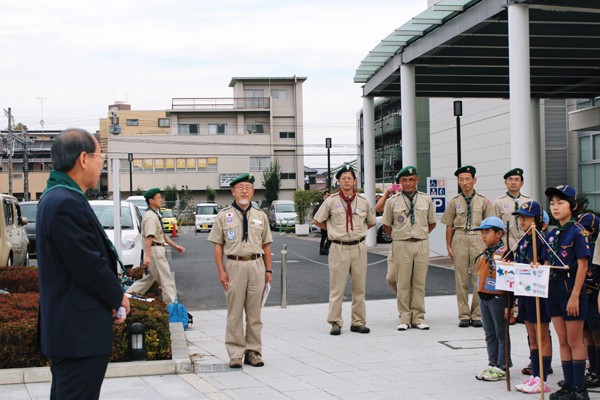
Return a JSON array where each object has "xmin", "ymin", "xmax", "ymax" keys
[
  {"xmin": 473, "ymin": 216, "xmax": 511, "ymax": 381},
  {"xmin": 545, "ymin": 185, "xmax": 590, "ymax": 400}
]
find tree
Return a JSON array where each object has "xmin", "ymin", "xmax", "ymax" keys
[
  {"xmin": 163, "ymin": 184, "xmax": 178, "ymax": 209},
  {"xmin": 261, "ymin": 160, "xmax": 281, "ymax": 208},
  {"xmin": 206, "ymin": 186, "xmax": 216, "ymax": 203},
  {"xmin": 293, "ymin": 190, "xmax": 321, "ymax": 225}
]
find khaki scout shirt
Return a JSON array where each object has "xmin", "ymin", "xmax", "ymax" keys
[
  {"xmin": 441, "ymin": 192, "xmax": 494, "ymax": 232},
  {"xmin": 208, "ymin": 205, "xmax": 273, "ymax": 256},
  {"xmin": 142, "ymin": 208, "xmax": 166, "ymax": 244},
  {"xmin": 382, "ymin": 191, "xmax": 436, "ymax": 241},
  {"xmin": 314, "ymin": 192, "xmax": 376, "ymax": 241},
  {"xmin": 494, "ymin": 192, "xmax": 532, "ymax": 243}
]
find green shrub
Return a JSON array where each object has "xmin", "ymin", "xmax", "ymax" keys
[{"xmin": 0, "ymin": 266, "xmax": 40, "ymax": 293}]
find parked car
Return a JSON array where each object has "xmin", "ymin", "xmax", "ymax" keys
[
  {"xmin": 0, "ymin": 194, "xmax": 29, "ymax": 266},
  {"xmin": 19, "ymin": 201, "xmax": 38, "ymax": 258},
  {"xmin": 160, "ymin": 208, "xmax": 177, "ymax": 232},
  {"xmin": 195, "ymin": 203, "xmax": 218, "ymax": 232},
  {"xmin": 126, "ymin": 195, "xmax": 148, "ymax": 214},
  {"xmin": 89, "ymin": 200, "xmax": 144, "ymax": 269},
  {"xmin": 268, "ymin": 200, "xmax": 298, "ymax": 229},
  {"xmin": 375, "ymin": 216, "xmax": 392, "ymax": 243}
]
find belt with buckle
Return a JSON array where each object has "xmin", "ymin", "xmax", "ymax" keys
[
  {"xmin": 151, "ymin": 243, "xmax": 165, "ymax": 247},
  {"xmin": 329, "ymin": 237, "xmax": 365, "ymax": 246},
  {"xmin": 227, "ymin": 254, "xmax": 262, "ymax": 261},
  {"xmin": 400, "ymin": 238, "xmax": 425, "ymax": 242}
]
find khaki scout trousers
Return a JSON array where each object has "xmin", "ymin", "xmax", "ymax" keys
[
  {"xmin": 393, "ymin": 239, "xmax": 430, "ymax": 325},
  {"xmin": 327, "ymin": 242, "xmax": 367, "ymax": 327},
  {"xmin": 127, "ymin": 246, "xmax": 177, "ymax": 305},
  {"xmin": 224, "ymin": 258, "xmax": 264, "ymax": 360},
  {"xmin": 451, "ymin": 232, "xmax": 484, "ymax": 321},
  {"xmin": 385, "ymin": 246, "xmax": 397, "ymax": 294}
]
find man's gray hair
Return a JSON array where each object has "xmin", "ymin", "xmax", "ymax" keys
[{"xmin": 51, "ymin": 128, "xmax": 97, "ymax": 172}]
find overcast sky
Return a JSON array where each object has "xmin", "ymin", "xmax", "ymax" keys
[{"xmin": 1, "ymin": 0, "xmax": 426, "ymax": 168}]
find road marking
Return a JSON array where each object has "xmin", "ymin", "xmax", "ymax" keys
[{"xmin": 272, "ymin": 260, "xmax": 298, "ymax": 263}]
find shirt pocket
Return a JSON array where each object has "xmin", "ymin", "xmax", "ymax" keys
[
  {"xmin": 250, "ymin": 221, "xmax": 265, "ymax": 243},
  {"xmin": 331, "ymin": 206, "xmax": 346, "ymax": 226},
  {"xmin": 415, "ymin": 206, "xmax": 429, "ymax": 225}
]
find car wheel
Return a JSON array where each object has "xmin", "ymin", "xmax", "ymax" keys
[
  {"xmin": 23, "ymin": 251, "xmax": 29, "ymax": 267},
  {"xmin": 377, "ymin": 227, "xmax": 392, "ymax": 244}
]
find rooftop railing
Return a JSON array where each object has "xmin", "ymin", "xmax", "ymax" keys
[{"xmin": 171, "ymin": 97, "xmax": 270, "ymax": 110}]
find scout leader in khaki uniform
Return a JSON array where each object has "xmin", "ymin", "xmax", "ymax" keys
[
  {"xmin": 313, "ymin": 164, "xmax": 376, "ymax": 336},
  {"xmin": 208, "ymin": 173, "xmax": 273, "ymax": 369},
  {"xmin": 441, "ymin": 165, "xmax": 494, "ymax": 328},
  {"xmin": 493, "ymin": 168, "xmax": 531, "ymax": 250},
  {"xmin": 382, "ymin": 166, "xmax": 436, "ymax": 331},
  {"xmin": 126, "ymin": 188, "xmax": 185, "ymax": 305}
]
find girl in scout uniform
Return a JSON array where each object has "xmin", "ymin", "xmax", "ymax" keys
[{"xmin": 545, "ymin": 185, "xmax": 590, "ymax": 400}]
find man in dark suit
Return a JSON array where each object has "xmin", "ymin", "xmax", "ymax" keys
[{"xmin": 37, "ymin": 128, "xmax": 130, "ymax": 400}]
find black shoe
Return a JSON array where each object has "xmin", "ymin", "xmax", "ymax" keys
[
  {"xmin": 330, "ymin": 323, "xmax": 341, "ymax": 335},
  {"xmin": 550, "ymin": 384, "xmax": 573, "ymax": 400},
  {"xmin": 458, "ymin": 319, "xmax": 470, "ymax": 328},
  {"xmin": 320, "ymin": 250, "xmax": 329, "ymax": 255},
  {"xmin": 586, "ymin": 372, "xmax": 600, "ymax": 388},
  {"xmin": 557, "ymin": 379, "xmax": 565, "ymax": 388},
  {"xmin": 548, "ymin": 366, "xmax": 553, "ymax": 375},
  {"xmin": 571, "ymin": 386, "xmax": 590, "ymax": 400},
  {"xmin": 471, "ymin": 320, "xmax": 483, "ymax": 328},
  {"xmin": 350, "ymin": 325, "xmax": 370, "ymax": 334}
]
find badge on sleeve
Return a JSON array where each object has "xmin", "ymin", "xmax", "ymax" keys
[{"xmin": 227, "ymin": 229, "xmax": 236, "ymax": 240}]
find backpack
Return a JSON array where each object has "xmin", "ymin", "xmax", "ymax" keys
[{"xmin": 167, "ymin": 299, "xmax": 192, "ymax": 331}]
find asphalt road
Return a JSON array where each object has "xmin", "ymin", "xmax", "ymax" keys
[{"xmin": 169, "ymin": 227, "xmax": 458, "ymax": 311}]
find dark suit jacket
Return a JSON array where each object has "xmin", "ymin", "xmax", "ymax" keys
[{"xmin": 37, "ymin": 188, "xmax": 124, "ymax": 358}]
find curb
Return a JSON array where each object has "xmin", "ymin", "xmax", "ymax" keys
[{"xmin": 0, "ymin": 322, "xmax": 190, "ymax": 385}]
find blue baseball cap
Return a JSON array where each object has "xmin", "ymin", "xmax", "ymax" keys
[
  {"xmin": 545, "ymin": 184, "xmax": 577, "ymax": 201},
  {"xmin": 542, "ymin": 210, "xmax": 550, "ymax": 225},
  {"xmin": 474, "ymin": 216, "xmax": 505, "ymax": 231},
  {"xmin": 578, "ymin": 213, "xmax": 599, "ymax": 236},
  {"xmin": 512, "ymin": 201, "xmax": 542, "ymax": 217}
]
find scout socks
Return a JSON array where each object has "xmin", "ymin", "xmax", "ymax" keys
[{"xmin": 572, "ymin": 360, "xmax": 586, "ymax": 390}]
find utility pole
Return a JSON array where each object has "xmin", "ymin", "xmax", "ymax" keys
[
  {"xmin": 22, "ymin": 127, "xmax": 29, "ymax": 201},
  {"xmin": 6, "ymin": 108, "xmax": 13, "ymax": 196},
  {"xmin": 109, "ymin": 111, "xmax": 123, "ymax": 273}
]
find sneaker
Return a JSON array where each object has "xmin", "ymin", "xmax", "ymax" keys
[
  {"xmin": 515, "ymin": 376, "xmax": 536, "ymax": 392},
  {"xmin": 244, "ymin": 351, "xmax": 264, "ymax": 367},
  {"xmin": 521, "ymin": 362, "xmax": 532, "ymax": 375},
  {"xmin": 483, "ymin": 366, "xmax": 506, "ymax": 381},
  {"xmin": 520, "ymin": 377, "xmax": 551, "ymax": 394},
  {"xmin": 549, "ymin": 385, "xmax": 573, "ymax": 400},
  {"xmin": 411, "ymin": 322, "xmax": 430, "ymax": 330},
  {"xmin": 350, "ymin": 325, "xmax": 370, "ymax": 334},
  {"xmin": 585, "ymin": 371, "xmax": 600, "ymax": 388},
  {"xmin": 397, "ymin": 323, "xmax": 409, "ymax": 331},
  {"xmin": 476, "ymin": 366, "xmax": 493, "ymax": 381},
  {"xmin": 570, "ymin": 386, "xmax": 590, "ymax": 400}
]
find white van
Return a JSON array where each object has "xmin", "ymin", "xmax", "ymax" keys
[
  {"xmin": 268, "ymin": 200, "xmax": 298, "ymax": 229},
  {"xmin": 195, "ymin": 203, "xmax": 219, "ymax": 232},
  {"xmin": 126, "ymin": 195, "xmax": 148, "ymax": 214}
]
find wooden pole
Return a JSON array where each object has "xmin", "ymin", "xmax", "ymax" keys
[
  {"xmin": 532, "ymin": 222, "xmax": 545, "ymax": 399},
  {"xmin": 505, "ymin": 221, "xmax": 511, "ymax": 391}
]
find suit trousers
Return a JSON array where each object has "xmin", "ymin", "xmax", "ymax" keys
[
  {"xmin": 327, "ymin": 242, "xmax": 367, "ymax": 327},
  {"xmin": 127, "ymin": 246, "xmax": 177, "ymax": 304},
  {"xmin": 224, "ymin": 258, "xmax": 264, "ymax": 359},
  {"xmin": 50, "ymin": 354, "xmax": 110, "ymax": 400},
  {"xmin": 393, "ymin": 239, "xmax": 430, "ymax": 325},
  {"xmin": 451, "ymin": 233, "xmax": 484, "ymax": 321}
]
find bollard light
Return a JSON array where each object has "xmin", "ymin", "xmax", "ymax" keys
[{"xmin": 129, "ymin": 322, "xmax": 146, "ymax": 361}]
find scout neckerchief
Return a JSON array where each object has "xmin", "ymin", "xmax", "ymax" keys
[
  {"xmin": 515, "ymin": 235, "xmax": 532, "ymax": 264},
  {"xmin": 232, "ymin": 201, "xmax": 251, "ymax": 242},
  {"xmin": 402, "ymin": 191, "xmax": 417, "ymax": 225},
  {"xmin": 476, "ymin": 238, "xmax": 504, "ymax": 276},
  {"xmin": 506, "ymin": 191, "xmax": 521, "ymax": 233},
  {"xmin": 548, "ymin": 219, "xmax": 575, "ymax": 267},
  {"xmin": 461, "ymin": 191, "xmax": 476, "ymax": 230},
  {"xmin": 149, "ymin": 207, "xmax": 165, "ymax": 233},
  {"xmin": 339, "ymin": 190, "xmax": 356, "ymax": 232},
  {"xmin": 40, "ymin": 170, "xmax": 123, "ymax": 271}
]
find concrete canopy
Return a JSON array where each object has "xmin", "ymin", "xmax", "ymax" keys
[{"xmin": 355, "ymin": 0, "xmax": 600, "ymax": 99}]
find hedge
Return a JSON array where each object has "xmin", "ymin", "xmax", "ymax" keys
[{"xmin": 0, "ymin": 266, "xmax": 40, "ymax": 293}]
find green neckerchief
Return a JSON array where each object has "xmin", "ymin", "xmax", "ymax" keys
[
  {"xmin": 403, "ymin": 191, "xmax": 417, "ymax": 225},
  {"xmin": 549, "ymin": 219, "xmax": 575, "ymax": 266},
  {"xmin": 506, "ymin": 192, "xmax": 521, "ymax": 233},
  {"xmin": 476, "ymin": 238, "xmax": 504, "ymax": 276},
  {"xmin": 40, "ymin": 170, "xmax": 123, "ymax": 270},
  {"xmin": 461, "ymin": 191, "xmax": 476, "ymax": 230}
]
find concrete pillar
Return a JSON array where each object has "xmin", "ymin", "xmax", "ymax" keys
[
  {"xmin": 508, "ymin": 4, "xmax": 533, "ymax": 196},
  {"xmin": 362, "ymin": 96, "xmax": 377, "ymax": 247},
  {"xmin": 530, "ymin": 99, "xmax": 541, "ymax": 201},
  {"xmin": 401, "ymin": 64, "xmax": 417, "ymax": 167}
]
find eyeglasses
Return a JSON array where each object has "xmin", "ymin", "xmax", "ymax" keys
[
  {"xmin": 506, "ymin": 177, "xmax": 522, "ymax": 183},
  {"xmin": 87, "ymin": 152, "xmax": 107, "ymax": 162},
  {"xmin": 235, "ymin": 185, "xmax": 254, "ymax": 192}
]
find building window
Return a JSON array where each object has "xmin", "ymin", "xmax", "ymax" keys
[
  {"xmin": 208, "ymin": 123, "xmax": 227, "ymax": 135},
  {"xmin": 578, "ymin": 132, "xmax": 600, "ymax": 211},
  {"xmin": 244, "ymin": 89, "xmax": 265, "ymax": 108},
  {"xmin": 154, "ymin": 158, "xmax": 165, "ymax": 172},
  {"xmin": 158, "ymin": 118, "xmax": 170, "ymax": 127},
  {"xmin": 281, "ymin": 173, "xmax": 296, "ymax": 180},
  {"xmin": 178, "ymin": 124, "xmax": 199, "ymax": 135},
  {"xmin": 279, "ymin": 131, "xmax": 295, "ymax": 139},
  {"xmin": 126, "ymin": 119, "xmax": 139, "ymax": 126},
  {"xmin": 197, "ymin": 157, "xmax": 218, "ymax": 172},
  {"xmin": 133, "ymin": 159, "xmax": 143, "ymax": 173},
  {"xmin": 245, "ymin": 124, "xmax": 265, "ymax": 134},
  {"xmin": 250, "ymin": 157, "xmax": 271, "ymax": 171},
  {"xmin": 165, "ymin": 159, "xmax": 175, "ymax": 171},
  {"xmin": 271, "ymin": 89, "xmax": 288, "ymax": 100}
]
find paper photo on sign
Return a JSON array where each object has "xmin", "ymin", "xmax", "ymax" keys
[
  {"xmin": 495, "ymin": 261, "xmax": 550, "ymax": 298},
  {"xmin": 261, "ymin": 282, "xmax": 271, "ymax": 308}
]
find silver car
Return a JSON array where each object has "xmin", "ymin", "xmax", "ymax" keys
[{"xmin": 0, "ymin": 194, "xmax": 29, "ymax": 266}]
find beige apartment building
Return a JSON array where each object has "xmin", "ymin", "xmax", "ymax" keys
[{"xmin": 102, "ymin": 77, "xmax": 306, "ymax": 206}]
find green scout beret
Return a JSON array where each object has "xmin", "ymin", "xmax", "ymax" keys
[
  {"xmin": 395, "ymin": 166, "xmax": 417, "ymax": 182},
  {"xmin": 503, "ymin": 167, "xmax": 523, "ymax": 180},
  {"xmin": 143, "ymin": 187, "xmax": 160, "ymax": 199},
  {"xmin": 335, "ymin": 163, "xmax": 356, "ymax": 180},
  {"xmin": 230, "ymin": 173, "xmax": 255, "ymax": 187},
  {"xmin": 454, "ymin": 165, "xmax": 476, "ymax": 177}
]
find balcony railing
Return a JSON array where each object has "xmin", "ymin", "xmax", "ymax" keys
[{"xmin": 172, "ymin": 97, "xmax": 270, "ymax": 110}]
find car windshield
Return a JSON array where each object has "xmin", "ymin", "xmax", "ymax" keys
[
  {"xmin": 161, "ymin": 209, "xmax": 174, "ymax": 218},
  {"xmin": 20, "ymin": 204, "xmax": 37, "ymax": 222},
  {"xmin": 196, "ymin": 206, "xmax": 218, "ymax": 215},
  {"xmin": 91, "ymin": 205, "xmax": 134, "ymax": 229},
  {"xmin": 276, "ymin": 204, "xmax": 295, "ymax": 213},
  {"xmin": 128, "ymin": 199, "xmax": 147, "ymax": 208}
]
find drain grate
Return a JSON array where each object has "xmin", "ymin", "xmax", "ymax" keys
[{"xmin": 438, "ymin": 339, "xmax": 486, "ymax": 350}]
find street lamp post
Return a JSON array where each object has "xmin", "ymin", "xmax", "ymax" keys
[
  {"xmin": 325, "ymin": 138, "xmax": 332, "ymax": 189},
  {"xmin": 454, "ymin": 100, "xmax": 463, "ymax": 193},
  {"xmin": 128, "ymin": 153, "xmax": 133, "ymax": 197}
]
